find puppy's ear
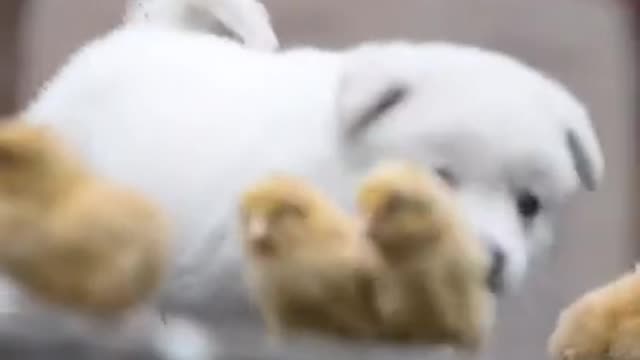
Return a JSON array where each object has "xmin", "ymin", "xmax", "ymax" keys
[
  {"xmin": 541, "ymin": 81, "xmax": 604, "ymax": 191},
  {"xmin": 336, "ymin": 46, "xmax": 411, "ymax": 143},
  {"xmin": 566, "ymin": 129, "xmax": 602, "ymax": 191},
  {"xmin": 562, "ymin": 106, "xmax": 604, "ymax": 191}
]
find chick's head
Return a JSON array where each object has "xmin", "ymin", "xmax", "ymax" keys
[
  {"xmin": 240, "ymin": 174, "xmax": 352, "ymax": 260},
  {"xmin": 0, "ymin": 121, "xmax": 86, "ymax": 208},
  {"xmin": 357, "ymin": 161, "xmax": 453, "ymax": 254}
]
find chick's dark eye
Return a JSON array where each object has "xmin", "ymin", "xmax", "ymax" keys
[
  {"xmin": 517, "ymin": 191, "xmax": 541, "ymax": 218},
  {"xmin": 434, "ymin": 167, "xmax": 457, "ymax": 187},
  {"xmin": 275, "ymin": 203, "xmax": 306, "ymax": 219}
]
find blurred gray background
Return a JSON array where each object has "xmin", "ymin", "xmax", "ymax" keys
[{"xmin": 0, "ymin": 1, "xmax": 636, "ymax": 359}]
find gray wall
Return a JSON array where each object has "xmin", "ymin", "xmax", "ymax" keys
[
  {"xmin": 0, "ymin": 1, "xmax": 22, "ymax": 114},
  {"xmin": 17, "ymin": 1, "xmax": 637, "ymax": 359}
]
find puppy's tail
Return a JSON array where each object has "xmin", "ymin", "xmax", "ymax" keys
[{"xmin": 124, "ymin": 0, "xmax": 279, "ymax": 51}]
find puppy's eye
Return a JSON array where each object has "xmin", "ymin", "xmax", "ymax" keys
[
  {"xmin": 516, "ymin": 191, "xmax": 541, "ymax": 219},
  {"xmin": 434, "ymin": 167, "xmax": 457, "ymax": 187}
]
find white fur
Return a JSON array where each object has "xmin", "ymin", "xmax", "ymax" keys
[
  {"xmin": 24, "ymin": 16, "xmax": 602, "ymax": 337},
  {"xmin": 124, "ymin": 0, "xmax": 279, "ymax": 51}
]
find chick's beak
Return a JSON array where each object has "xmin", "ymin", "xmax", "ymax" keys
[
  {"xmin": 245, "ymin": 215, "xmax": 274, "ymax": 256},
  {"xmin": 246, "ymin": 215, "xmax": 268, "ymax": 242}
]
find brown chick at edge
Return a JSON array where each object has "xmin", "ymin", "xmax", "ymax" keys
[
  {"xmin": 548, "ymin": 265, "xmax": 640, "ymax": 360},
  {"xmin": 0, "ymin": 120, "xmax": 169, "ymax": 317},
  {"xmin": 239, "ymin": 174, "xmax": 381, "ymax": 341},
  {"xmin": 356, "ymin": 161, "xmax": 495, "ymax": 350}
]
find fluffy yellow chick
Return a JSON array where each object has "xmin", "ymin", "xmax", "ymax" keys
[
  {"xmin": 238, "ymin": 174, "xmax": 381, "ymax": 340},
  {"xmin": 548, "ymin": 265, "xmax": 640, "ymax": 360},
  {"xmin": 357, "ymin": 161, "xmax": 494, "ymax": 350},
  {"xmin": 0, "ymin": 120, "xmax": 169, "ymax": 317}
]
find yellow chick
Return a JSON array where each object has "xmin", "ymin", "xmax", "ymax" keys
[
  {"xmin": 238, "ymin": 174, "xmax": 381, "ymax": 341},
  {"xmin": 357, "ymin": 161, "xmax": 494, "ymax": 350},
  {"xmin": 0, "ymin": 120, "xmax": 169, "ymax": 317},
  {"xmin": 548, "ymin": 265, "xmax": 640, "ymax": 360}
]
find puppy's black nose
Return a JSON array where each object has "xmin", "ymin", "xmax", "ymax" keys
[{"xmin": 487, "ymin": 246, "xmax": 506, "ymax": 294}]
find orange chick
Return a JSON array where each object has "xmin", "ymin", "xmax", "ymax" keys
[
  {"xmin": 0, "ymin": 120, "xmax": 169, "ymax": 317},
  {"xmin": 548, "ymin": 265, "xmax": 640, "ymax": 360},
  {"xmin": 357, "ymin": 161, "xmax": 495, "ymax": 350},
  {"xmin": 238, "ymin": 174, "xmax": 381, "ymax": 341}
]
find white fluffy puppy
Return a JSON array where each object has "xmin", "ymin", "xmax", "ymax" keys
[
  {"xmin": 24, "ymin": 0, "xmax": 603, "ymax": 339},
  {"xmin": 125, "ymin": 0, "xmax": 279, "ymax": 51}
]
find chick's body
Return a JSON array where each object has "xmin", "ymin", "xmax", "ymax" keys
[
  {"xmin": 549, "ymin": 266, "xmax": 640, "ymax": 360},
  {"xmin": 0, "ymin": 121, "xmax": 169, "ymax": 316},
  {"xmin": 357, "ymin": 162, "xmax": 494, "ymax": 349},
  {"xmin": 239, "ymin": 175, "xmax": 381, "ymax": 340}
]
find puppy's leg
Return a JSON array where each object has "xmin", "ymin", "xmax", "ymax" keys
[{"xmin": 125, "ymin": 0, "xmax": 279, "ymax": 51}]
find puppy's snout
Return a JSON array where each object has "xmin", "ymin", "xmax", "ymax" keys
[{"xmin": 487, "ymin": 245, "xmax": 506, "ymax": 294}]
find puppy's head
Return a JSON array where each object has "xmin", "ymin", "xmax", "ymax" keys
[
  {"xmin": 0, "ymin": 120, "xmax": 86, "ymax": 206},
  {"xmin": 336, "ymin": 42, "xmax": 604, "ymax": 293}
]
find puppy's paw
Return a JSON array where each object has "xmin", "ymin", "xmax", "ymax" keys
[
  {"xmin": 228, "ymin": 0, "xmax": 279, "ymax": 51},
  {"xmin": 126, "ymin": 0, "xmax": 279, "ymax": 51}
]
